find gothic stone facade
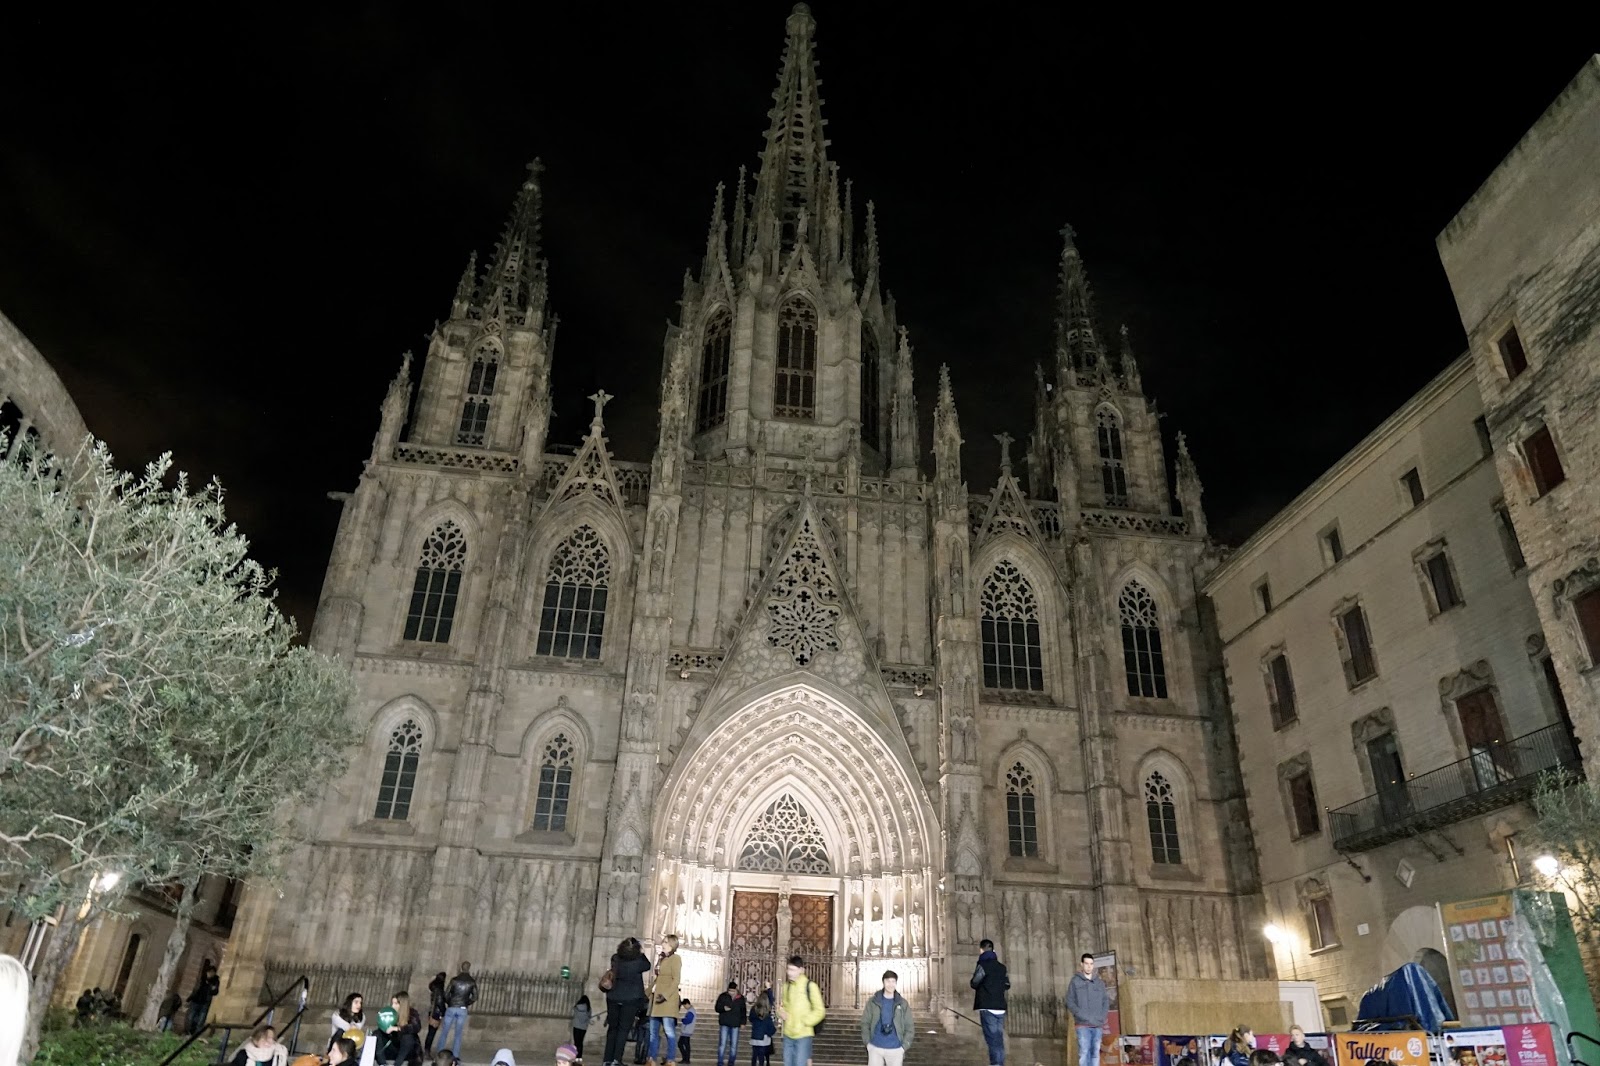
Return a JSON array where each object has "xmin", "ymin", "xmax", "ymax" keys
[{"xmin": 220, "ymin": 5, "xmax": 1271, "ymax": 1043}]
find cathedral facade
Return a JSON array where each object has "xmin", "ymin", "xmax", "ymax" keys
[{"xmin": 222, "ymin": 4, "xmax": 1273, "ymax": 1045}]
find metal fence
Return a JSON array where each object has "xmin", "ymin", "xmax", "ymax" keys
[
  {"xmin": 470, "ymin": 971, "xmax": 582, "ymax": 1017},
  {"xmin": 1003, "ymin": 994, "xmax": 1067, "ymax": 1037},
  {"xmin": 263, "ymin": 961, "xmax": 412, "ymax": 1009}
]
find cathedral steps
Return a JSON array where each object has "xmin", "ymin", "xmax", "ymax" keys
[{"xmin": 788, "ymin": 1016, "xmax": 984, "ymax": 1066}]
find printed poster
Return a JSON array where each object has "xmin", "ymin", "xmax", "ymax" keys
[
  {"xmin": 1095, "ymin": 952, "xmax": 1122, "ymax": 1066},
  {"xmin": 1336, "ymin": 1031, "xmax": 1429, "ymax": 1066},
  {"xmin": 1444, "ymin": 1029, "xmax": 1508, "ymax": 1066},
  {"xmin": 1501, "ymin": 1025, "xmax": 1558, "ymax": 1066},
  {"xmin": 1441, "ymin": 895, "xmax": 1539, "ymax": 1026},
  {"xmin": 1158, "ymin": 1036, "xmax": 1203, "ymax": 1066},
  {"xmin": 1121, "ymin": 1035, "xmax": 1156, "ymax": 1066},
  {"xmin": 1256, "ymin": 1035, "xmax": 1293, "ymax": 1057}
]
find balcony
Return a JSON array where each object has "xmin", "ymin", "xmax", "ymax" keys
[{"xmin": 1330, "ymin": 723, "xmax": 1581, "ymax": 852}]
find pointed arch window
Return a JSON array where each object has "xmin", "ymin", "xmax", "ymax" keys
[
  {"xmin": 1006, "ymin": 762, "xmax": 1040, "ymax": 858},
  {"xmin": 374, "ymin": 719, "xmax": 423, "ymax": 821},
  {"xmin": 1119, "ymin": 580, "xmax": 1168, "ymax": 698},
  {"xmin": 531, "ymin": 733, "xmax": 575, "ymax": 832},
  {"xmin": 860, "ymin": 326, "xmax": 881, "ymax": 448},
  {"xmin": 536, "ymin": 526, "xmax": 611, "ymax": 660},
  {"xmin": 456, "ymin": 342, "xmax": 500, "ymax": 446},
  {"xmin": 774, "ymin": 297, "xmax": 817, "ymax": 420},
  {"xmin": 1097, "ymin": 407, "xmax": 1129, "ymax": 507},
  {"xmin": 697, "ymin": 309, "xmax": 732, "ymax": 432},
  {"xmin": 980, "ymin": 561, "xmax": 1045, "ymax": 691},
  {"xmin": 738, "ymin": 793, "xmax": 832, "ymax": 874},
  {"xmin": 1144, "ymin": 770, "xmax": 1182, "ymax": 864},
  {"xmin": 404, "ymin": 521, "xmax": 467, "ymax": 643}
]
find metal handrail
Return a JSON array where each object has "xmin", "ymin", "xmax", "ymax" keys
[
  {"xmin": 1566, "ymin": 1031, "xmax": 1600, "ymax": 1066},
  {"xmin": 157, "ymin": 974, "xmax": 309, "ymax": 1066}
]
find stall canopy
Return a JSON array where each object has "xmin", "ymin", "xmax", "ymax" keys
[{"xmin": 1356, "ymin": 962, "xmax": 1457, "ymax": 1033}]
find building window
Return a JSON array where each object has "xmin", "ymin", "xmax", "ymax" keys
[
  {"xmin": 1401, "ymin": 467, "xmax": 1425, "ymax": 507},
  {"xmin": 1421, "ymin": 548, "xmax": 1464, "ymax": 615},
  {"xmin": 1005, "ymin": 762, "xmax": 1040, "ymax": 858},
  {"xmin": 1307, "ymin": 892, "xmax": 1339, "ymax": 951},
  {"xmin": 536, "ymin": 525, "xmax": 611, "ymax": 660},
  {"xmin": 1576, "ymin": 587, "xmax": 1600, "ymax": 666},
  {"xmin": 1455, "ymin": 688, "xmax": 1512, "ymax": 788},
  {"xmin": 1365, "ymin": 730, "xmax": 1408, "ymax": 820},
  {"xmin": 1474, "ymin": 415, "xmax": 1493, "ymax": 458},
  {"xmin": 774, "ymin": 296, "xmax": 817, "ymax": 419},
  {"xmin": 1320, "ymin": 524, "xmax": 1345, "ymax": 566},
  {"xmin": 696, "ymin": 309, "xmax": 732, "ymax": 432},
  {"xmin": 404, "ymin": 521, "xmax": 467, "ymax": 643},
  {"xmin": 532, "ymin": 734, "xmax": 575, "ymax": 832},
  {"xmin": 1523, "ymin": 426, "xmax": 1565, "ymax": 497},
  {"xmin": 1288, "ymin": 767, "xmax": 1320, "ymax": 838},
  {"xmin": 1144, "ymin": 771, "xmax": 1182, "ymax": 865},
  {"xmin": 980, "ymin": 561, "xmax": 1044, "ymax": 691},
  {"xmin": 374, "ymin": 719, "xmax": 423, "ymax": 821},
  {"xmin": 1254, "ymin": 578, "xmax": 1273, "ymax": 615},
  {"xmin": 860, "ymin": 326, "xmax": 881, "ymax": 448},
  {"xmin": 1267, "ymin": 652, "xmax": 1298, "ymax": 729},
  {"xmin": 738, "ymin": 793, "xmax": 832, "ymax": 874},
  {"xmin": 1493, "ymin": 503, "xmax": 1526, "ymax": 572},
  {"xmin": 1120, "ymin": 581, "xmax": 1168, "ymax": 699},
  {"xmin": 1096, "ymin": 408, "xmax": 1130, "ymax": 507},
  {"xmin": 456, "ymin": 343, "xmax": 499, "ymax": 446},
  {"xmin": 1337, "ymin": 604, "xmax": 1378, "ymax": 687},
  {"xmin": 1497, "ymin": 324, "xmax": 1528, "ymax": 380}
]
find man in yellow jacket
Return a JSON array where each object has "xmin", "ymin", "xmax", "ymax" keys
[{"xmin": 775, "ymin": 955, "xmax": 826, "ymax": 1066}]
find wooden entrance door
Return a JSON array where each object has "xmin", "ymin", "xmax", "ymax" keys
[
  {"xmin": 789, "ymin": 894, "xmax": 834, "ymax": 1004},
  {"xmin": 730, "ymin": 891, "xmax": 779, "ymax": 997}
]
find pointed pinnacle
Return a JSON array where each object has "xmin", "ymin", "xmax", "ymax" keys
[
  {"xmin": 455, "ymin": 251, "xmax": 478, "ymax": 305},
  {"xmin": 937, "ymin": 364, "xmax": 956, "ymax": 410}
]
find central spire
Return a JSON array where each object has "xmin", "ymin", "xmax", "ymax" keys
[{"xmin": 754, "ymin": 4, "xmax": 831, "ymax": 256}]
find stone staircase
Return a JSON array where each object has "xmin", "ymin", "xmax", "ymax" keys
[{"xmin": 794, "ymin": 1014, "xmax": 984, "ymax": 1066}]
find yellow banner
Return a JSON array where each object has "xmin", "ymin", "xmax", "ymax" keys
[
  {"xmin": 1335, "ymin": 1032, "xmax": 1429, "ymax": 1066},
  {"xmin": 1441, "ymin": 894, "xmax": 1513, "ymax": 926}
]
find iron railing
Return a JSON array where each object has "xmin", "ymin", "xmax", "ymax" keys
[
  {"xmin": 1330, "ymin": 723, "xmax": 1580, "ymax": 852},
  {"xmin": 158, "ymin": 974, "xmax": 308, "ymax": 1066},
  {"xmin": 263, "ymin": 960, "xmax": 410, "ymax": 1009}
]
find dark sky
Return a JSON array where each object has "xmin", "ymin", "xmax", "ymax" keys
[{"xmin": 1, "ymin": 9, "xmax": 1591, "ymax": 635}]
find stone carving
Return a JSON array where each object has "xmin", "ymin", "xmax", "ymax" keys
[{"xmin": 766, "ymin": 518, "xmax": 842, "ymax": 666}]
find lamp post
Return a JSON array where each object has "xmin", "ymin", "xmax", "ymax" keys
[{"xmin": 1264, "ymin": 922, "xmax": 1301, "ymax": 980}]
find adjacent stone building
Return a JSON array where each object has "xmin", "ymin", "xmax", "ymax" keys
[
  {"xmin": 1204, "ymin": 355, "xmax": 1579, "ymax": 1027},
  {"xmin": 1437, "ymin": 55, "xmax": 1600, "ymax": 766},
  {"xmin": 218, "ymin": 4, "xmax": 1274, "ymax": 1049}
]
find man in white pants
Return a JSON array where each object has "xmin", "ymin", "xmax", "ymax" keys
[{"xmin": 858, "ymin": 970, "xmax": 914, "ymax": 1066}]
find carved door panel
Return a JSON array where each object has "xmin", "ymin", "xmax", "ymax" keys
[
  {"xmin": 789, "ymin": 894, "xmax": 834, "ymax": 1003},
  {"xmin": 730, "ymin": 891, "xmax": 778, "ymax": 997}
]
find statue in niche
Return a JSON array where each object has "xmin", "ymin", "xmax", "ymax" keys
[
  {"xmin": 622, "ymin": 876, "xmax": 640, "ymax": 925},
  {"xmin": 955, "ymin": 894, "xmax": 972, "ymax": 945},
  {"xmin": 909, "ymin": 901, "xmax": 923, "ymax": 954},
  {"xmin": 848, "ymin": 908, "xmax": 864, "ymax": 953},
  {"xmin": 950, "ymin": 554, "xmax": 966, "ymax": 615},
  {"xmin": 649, "ymin": 524, "xmax": 669, "ymax": 590}
]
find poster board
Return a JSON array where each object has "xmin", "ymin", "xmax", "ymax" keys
[
  {"xmin": 1157, "ymin": 1036, "xmax": 1203, "ymax": 1066},
  {"xmin": 1441, "ymin": 896, "xmax": 1537, "ymax": 1026},
  {"xmin": 1120, "ymin": 1035, "xmax": 1156, "ymax": 1065},
  {"xmin": 1096, "ymin": 952, "xmax": 1122, "ymax": 1066},
  {"xmin": 1443, "ymin": 1028, "xmax": 1509, "ymax": 1066},
  {"xmin": 1334, "ymin": 1031, "xmax": 1429, "ymax": 1066}
]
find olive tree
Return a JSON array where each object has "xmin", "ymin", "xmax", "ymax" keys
[
  {"xmin": 1526, "ymin": 770, "xmax": 1600, "ymax": 948},
  {"xmin": 0, "ymin": 438, "xmax": 353, "ymax": 1059}
]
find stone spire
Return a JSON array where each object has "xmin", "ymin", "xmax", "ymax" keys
[
  {"xmin": 480, "ymin": 159, "xmax": 550, "ymax": 325},
  {"xmin": 702, "ymin": 183, "xmax": 729, "ymax": 282},
  {"xmin": 934, "ymin": 364, "xmax": 962, "ymax": 484},
  {"xmin": 889, "ymin": 325, "xmax": 919, "ymax": 479},
  {"xmin": 374, "ymin": 351, "xmax": 413, "ymax": 460},
  {"xmin": 860, "ymin": 200, "xmax": 881, "ymax": 299},
  {"xmin": 1176, "ymin": 431, "xmax": 1207, "ymax": 538},
  {"xmin": 752, "ymin": 4, "xmax": 830, "ymax": 263},
  {"xmin": 1025, "ymin": 363, "xmax": 1052, "ymax": 498},
  {"xmin": 451, "ymin": 251, "xmax": 477, "ymax": 318},
  {"xmin": 1055, "ymin": 224, "xmax": 1105, "ymax": 384},
  {"xmin": 1118, "ymin": 323, "xmax": 1144, "ymax": 394}
]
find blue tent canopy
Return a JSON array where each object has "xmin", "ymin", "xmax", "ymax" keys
[{"xmin": 1356, "ymin": 961, "xmax": 1457, "ymax": 1032}]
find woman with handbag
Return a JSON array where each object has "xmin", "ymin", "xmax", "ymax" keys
[{"xmin": 602, "ymin": 938, "xmax": 652, "ymax": 1066}]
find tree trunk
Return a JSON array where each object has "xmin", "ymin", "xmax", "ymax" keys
[
  {"xmin": 138, "ymin": 874, "xmax": 201, "ymax": 1030},
  {"xmin": 21, "ymin": 898, "xmax": 87, "ymax": 1065}
]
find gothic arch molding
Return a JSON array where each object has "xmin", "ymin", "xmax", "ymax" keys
[
  {"xmin": 368, "ymin": 694, "xmax": 442, "ymax": 750},
  {"xmin": 516, "ymin": 695, "xmax": 596, "ymax": 760},
  {"xmin": 970, "ymin": 535, "xmax": 1071, "ymax": 694},
  {"xmin": 401, "ymin": 499, "xmax": 482, "ymax": 567}
]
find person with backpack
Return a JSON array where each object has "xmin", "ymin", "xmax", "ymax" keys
[
  {"xmin": 775, "ymin": 956, "xmax": 825, "ymax": 1066},
  {"xmin": 970, "ymin": 939, "xmax": 1010, "ymax": 1066},
  {"xmin": 858, "ymin": 970, "xmax": 914, "ymax": 1066},
  {"xmin": 713, "ymin": 981, "xmax": 747, "ymax": 1066}
]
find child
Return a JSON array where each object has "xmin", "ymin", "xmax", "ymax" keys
[
  {"xmin": 434, "ymin": 1054, "xmax": 458, "ymax": 1066},
  {"xmin": 572, "ymin": 995, "xmax": 591, "ymax": 1063},
  {"xmin": 748, "ymin": 999, "xmax": 774, "ymax": 1066},
  {"xmin": 679, "ymin": 1000, "xmax": 696, "ymax": 1065},
  {"xmin": 632, "ymin": 1005, "xmax": 651, "ymax": 1066},
  {"xmin": 558, "ymin": 1044, "xmax": 580, "ymax": 1066}
]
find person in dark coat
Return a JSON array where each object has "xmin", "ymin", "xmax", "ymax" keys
[
  {"xmin": 437, "ymin": 964, "xmax": 478, "ymax": 1062},
  {"xmin": 603, "ymin": 938, "xmax": 654, "ymax": 1066},
  {"xmin": 970, "ymin": 939, "xmax": 1010, "ymax": 1066},
  {"xmin": 1284, "ymin": 1028, "xmax": 1327, "ymax": 1066},
  {"xmin": 187, "ymin": 961, "xmax": 221, "ymax": 1035},
  {"xmin": 425, "ymin": 973, "xmax": 447, "ymax": 1055},
  {"xmin": 713, "ymin": 982, "xmax": 747, "ymax": 1066}
]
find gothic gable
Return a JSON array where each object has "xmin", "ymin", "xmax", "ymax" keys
[{"xmin": 542, "ymin": 391, "xmax": 629, "ymax": 522}]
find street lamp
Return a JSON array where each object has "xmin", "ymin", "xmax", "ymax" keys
[
  {"xmin": 1534, "ymin": 855, "xmax": 1560, "ymax": 878},
  {"xmin": 1263, "ymin": 923, "xmax": 1285, "ymax": 944}
]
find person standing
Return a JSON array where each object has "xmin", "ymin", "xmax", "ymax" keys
[
  {"xmin": 1285, "ymin": 1027, "xmax": 1327, "ymax": 1066},
  {"xmin": 437, "ymin": 963, "xmax": 478, "ymax": 1062},
  {"xmin": 1064, "ymin": 954, "xmax": 1109, "ymax": 1066},
  {"xmin": 970, "ymin": 939, "xmax": 1010, "ymax": 1066},
  {"xmin": 157, "ymin": 988, "xmax": 183, "ymax": 1032},
  {"xmin": 775, "ymin": 956, "xmax": 825, "ymax": 1066},
  {"xmin": 858, "ymin": 970, "xmax": 914, "ymax": 1066},
  {"xmin": 647, "ymin": 936, "xmax": 683, "ymax": 1066},
  {"xmin": 713, "ymin": 981, "xmax": 746, "ymax": 1066},
  {"xmin": 425, "ymin": 973, "xmax": 447, "ymax": 1055},
  {"xmin": 678, "ymin": 1000, "xmax": 696, "ymax": 1065},
  {"xmin": 187, "ymin": 960, "xmax": 221, "ymax": 1036},
  {"xmin": 747, "ymin": 997, "xmax": 775, "ymax": 1066},
  {"xmin": 602, "ymin": 938, "xmax": 652, "ymax": 1066},
  {"xmin": 572, "ymin": 995, "xmax": 592, "ymax": 1062}
]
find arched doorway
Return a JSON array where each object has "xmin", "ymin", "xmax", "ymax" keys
[{"xmin": 648, "ymin": 683, "xmax": 939, "ymax": 1007}]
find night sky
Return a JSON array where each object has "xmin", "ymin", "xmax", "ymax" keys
[{"xmin": 1, "ymin": 10, "xmax": 1590, "ymax": 635}]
